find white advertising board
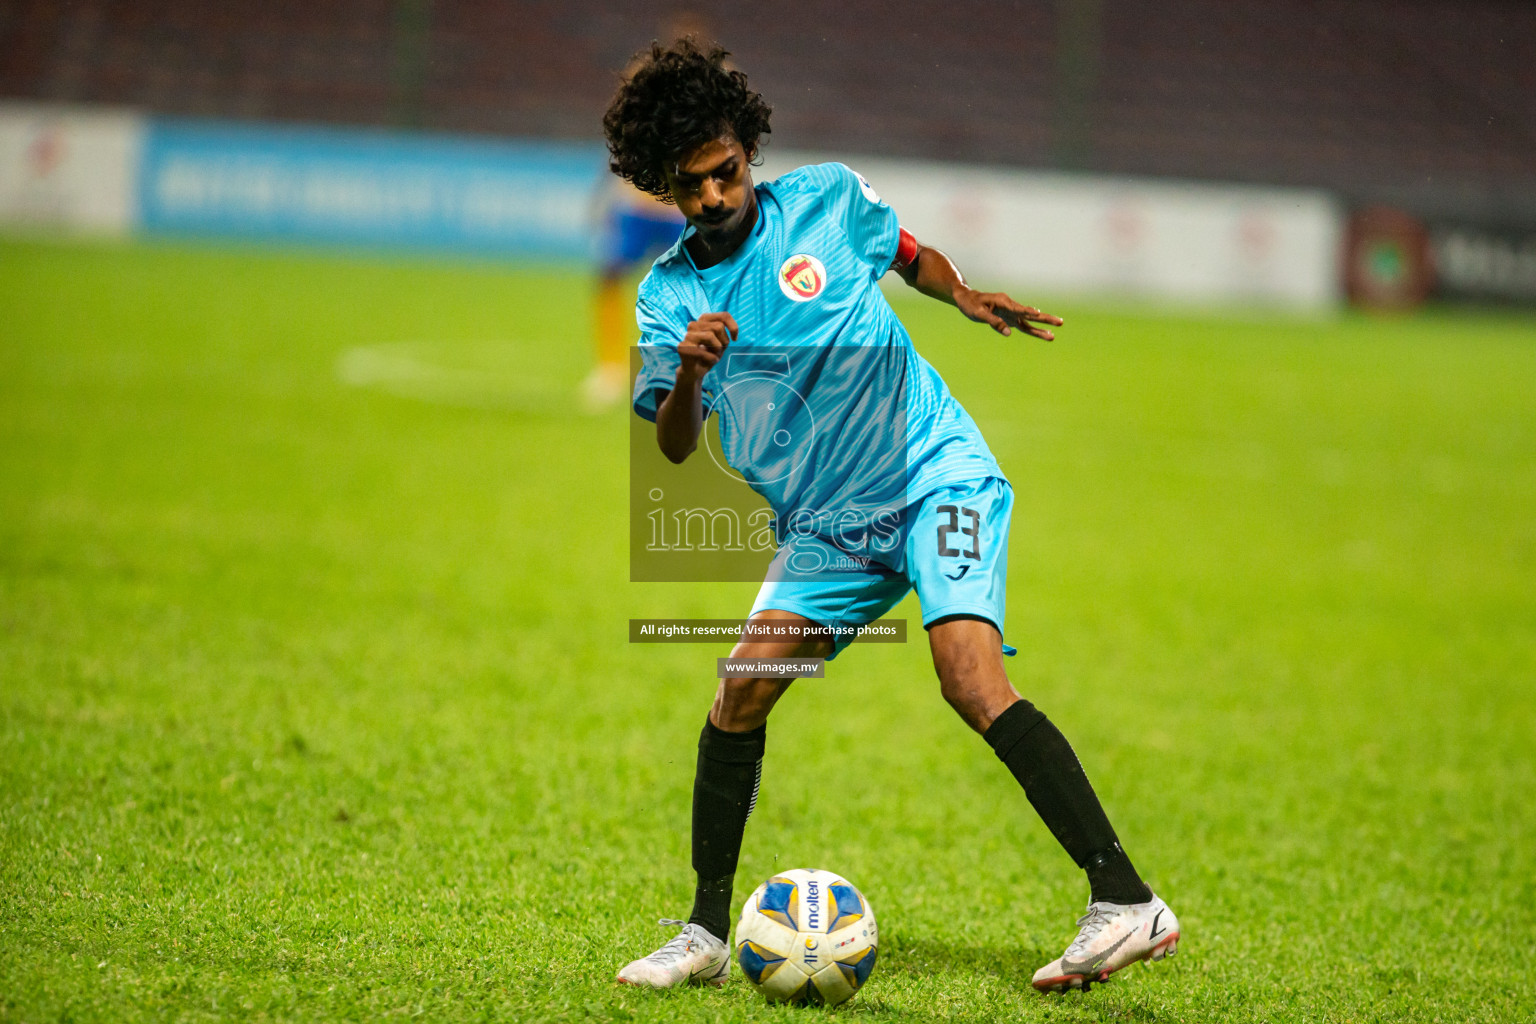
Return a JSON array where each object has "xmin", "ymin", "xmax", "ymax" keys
[
  {"xmin": 761, "ymin": 150, "xmax": 1343, "ymax": 310},
  {"xmin": 0, "ymin": 104, "xmax": 1345, "ymax": 308},
  {"xmin": 0, "ymin": 102, "xmax": 141, "ymax": 235}
]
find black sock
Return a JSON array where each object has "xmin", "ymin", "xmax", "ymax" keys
[
  {"xmin": 984, "ymin": 700, "xmax": 1153, "ymax": 906},
  {"xmin": 687, "ymin": 718, "xmax": 765, "ymax": 941},
  {"xmin": 1083, "ymin": 842, "xmax": 1151, "ymax": 906}
]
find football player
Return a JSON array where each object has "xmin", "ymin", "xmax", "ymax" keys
[{"xmin": 605, "ymin": 40, "xmax": 1179, "ymax": 995}]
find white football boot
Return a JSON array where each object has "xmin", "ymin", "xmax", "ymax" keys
[
  {"xmin": 1032, "ymin": 895, "xmax": 1179, "ymax": 993},
  {"xmin": 616, "ymin": 919, "xmax": 730, "ymax": 988}
]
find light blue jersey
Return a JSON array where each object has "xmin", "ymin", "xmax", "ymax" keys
[{"xmin": 632, "ymin": 162, "xmax": 1003, "ymax": 568}]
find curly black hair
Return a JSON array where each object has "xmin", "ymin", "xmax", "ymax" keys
[{"xmin": 602, "ymin": 39, "xmax": 772, "ymax": 203}]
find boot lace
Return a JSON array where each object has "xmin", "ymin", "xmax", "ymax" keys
[
  {"xmin": 1065, "ymin": 904, "xmax": 1117, "ymax": 958},
  {"xmin": 643, "ymin": 919, "xmax": 703, "ymax": 967}
]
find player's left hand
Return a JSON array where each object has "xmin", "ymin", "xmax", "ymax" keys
[{"xmin": 953, "ymin": 287, "xmax": 1063, "ymax": 340}]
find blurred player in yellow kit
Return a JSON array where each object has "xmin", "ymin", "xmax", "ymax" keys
[
  {"xmin": 582, "ymin": 176, "xmax": 684, "ymax": 409},
  {"xmin": 581, "ymin": 14, "xmax": 709, "ymax": 411}
]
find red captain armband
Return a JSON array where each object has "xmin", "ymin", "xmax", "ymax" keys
[{"xmin": 893, "ymin": 227, "xmax": 919, "ymax": 270}]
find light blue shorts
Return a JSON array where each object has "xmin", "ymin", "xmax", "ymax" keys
[{"xmin": 749, "ymin": 477, "xmax": 1015, "ymax": 659}]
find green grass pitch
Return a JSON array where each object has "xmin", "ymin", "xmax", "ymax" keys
[{"xmin": 2, "ymin": 236, "xmax": 1533, "ymax": 1023}]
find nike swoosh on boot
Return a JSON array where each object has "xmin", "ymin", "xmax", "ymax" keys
[{"xmin": 1060, "ymin": 931, "xmax": 1131, "ymax": 975}]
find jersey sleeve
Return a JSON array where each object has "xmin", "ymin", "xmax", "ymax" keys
[
  {"xmin": 631, "ymin": 293, "xmax": 682, "ymax": 423},
  {"xmin": 630, "ymin": 283, "xmax": 719, "ymax": 423},
  {"xmin": 801, "ymin": 162, "xmax": 901, "ymax": 276}
]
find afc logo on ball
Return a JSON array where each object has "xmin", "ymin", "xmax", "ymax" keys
[{"xmin": 778, "ymin": 253, "xmax": 827, "ymax": 302}]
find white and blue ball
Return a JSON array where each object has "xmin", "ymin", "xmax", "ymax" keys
[{"xmin": 735, "ymin": 868, "xmax": 878, "ymax": 1005}]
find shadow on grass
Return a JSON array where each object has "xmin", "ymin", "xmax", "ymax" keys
[
  {"xmin": 595, "ymin": 935, "xmax": 1174, "ymax": 1023},
  {"xmin": 827, "ymin": 935, "xmax": 1043, "ymax": 1021},
  {"xmin": 880, "ymin": 934, "xmax": 1045, "ymax": 988},
  {"xmin": 840, "ymin": 935, "xmax": 1172, "ymax": 1023}
]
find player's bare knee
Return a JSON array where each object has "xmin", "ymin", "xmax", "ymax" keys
[
  {"xmin": 932, "ymin": 641, "xmax": 1018, "ymax": 731},
  {"xmin": 937, "ymin": 665, "xmax": 984, "ymax": 713},
  {"xmin": 938, "ymin": 673, "xmax": 1011, "ymax": 734},
  {"xmin": 933, "ymin": 644, "xmax": 988, "ymax": 695},
  {"xmin": 712, "ymin": 675, "xmax": 785, "ymax": 731}
]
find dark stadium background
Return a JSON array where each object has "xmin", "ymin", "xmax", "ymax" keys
[
  {"xmin": 5, "ymin": 0, "xmax": 1533, "ymax": 302},
  {"xmin": 2, "ymin": 4, "xmax": 1533, "ymax": 1023},
  {"xmin": 2, "ymin": 0, "xmax": 1530, "ymax": 200},
  {"xmin": 2, "ymin": 4, "xmax": 1531, "ymax": 197}
]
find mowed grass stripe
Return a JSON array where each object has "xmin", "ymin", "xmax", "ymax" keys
[{"xmin": 1, "ymin": 237, "xmax": 1533, "ymax": 1023}]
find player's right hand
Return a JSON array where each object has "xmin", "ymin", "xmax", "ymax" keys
[{"xmin": 678, "ymin": 312, "xmax": 737, "ymax": 382}]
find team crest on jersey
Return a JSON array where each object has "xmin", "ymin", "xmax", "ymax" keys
[{"xmin": 778, "ymin": 253, "xmax": 827, "ymax": 302}]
